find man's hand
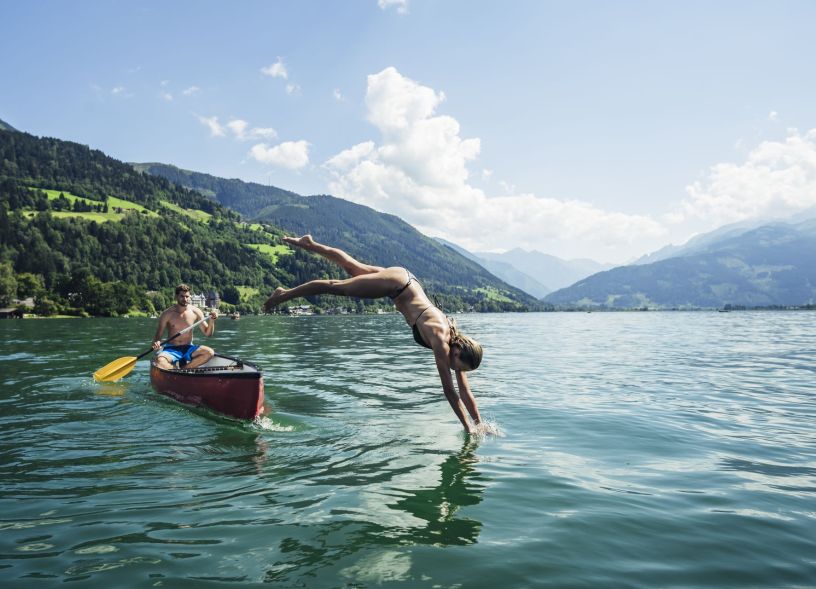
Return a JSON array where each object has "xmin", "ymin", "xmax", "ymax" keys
[
  {"xmin": 209, "ymin": 309, "xmax": 219, "ymax": 320},
  {"xmin": 152, "ymin": 340, "xmax": 162, "ymax": 351}
]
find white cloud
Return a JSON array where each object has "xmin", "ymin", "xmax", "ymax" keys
[
  {"xmin": 333, "ymin": 88, "xmax": 344, "ymax": 101},
  {"xmin": 379, "ymin": 0, "xmax": 409, "ymax": 14},
  {"xmin": 249, "ymin": 140, "xmax": 310, "ymax": 170},
  {"xmin": 183, "ymin": 86, "xmax": 200, "ymax": 96},
  {"xmin": 261, "ymin": 57, "xmax": 288, "ymax": 79},
  {"xmin": 226, "ymin": 119, "xmax": 278, "ymax": 141},
  {"xmin": 111, "ymin": 86, "xmax": 127, "ymax": 96},
  {"xmin": 197, "ymin": 115, "xmax": 226, "ymax": 137},
  {"xmin": 768, "ymin": 110, "xmax": 779, "ymax": 121},
  {"xmin": 679, "ymin": 128, "xmax": 816, "ymax": 225},
  {"xmin": 286, "ymin": 83, "xmax": 301, "ymax": 95},
  {"xmin": 249, "ymin": 127, "xmax": 278, "ymax": 140},
  {"xmin": 226, "ymin": 119, "xmax": 249, "ymax": 139},
  {"xmin": 160, "ymin": 91, "xmax": 173, "ymax": 101},
  {"xmin": 324, "ymin": 67, "xmax": 664, "ymax": 258}
]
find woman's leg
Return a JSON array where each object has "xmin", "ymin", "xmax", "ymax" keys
[
  {"xmin": 283, "ymin": 235, "xmax": 384, "ymax": 277},
  {"xmin": 264, "ymin": 267, "xmax": 405, "ymax": 310}
]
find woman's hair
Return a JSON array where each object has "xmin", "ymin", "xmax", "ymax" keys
[{"xmin": 449, "ymin": 319, "xmax": 483, "ymax": 370}]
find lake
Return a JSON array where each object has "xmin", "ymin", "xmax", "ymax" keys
[{"xmin": 1, "ymin": 312, "xmax": 815, "ymax": 587}]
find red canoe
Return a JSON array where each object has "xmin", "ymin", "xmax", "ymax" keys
[{"xmin": 150, "ymin": 353, "xmax": 264, "ymax": 420}]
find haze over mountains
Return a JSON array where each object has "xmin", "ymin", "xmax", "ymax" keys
[{"xmin": 545, "ymin": 216, "xmax": 816, "ymax": 308}]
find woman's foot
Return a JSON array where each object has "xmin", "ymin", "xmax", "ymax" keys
[
  {"xmin": 263, "ymin": 287, "xmax": 289, "ymax": 312},
  {"xmin": 282, "ymin": 234, "xmax": 315, "ymax": 250}
]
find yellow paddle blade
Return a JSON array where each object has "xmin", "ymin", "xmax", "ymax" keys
[{"xmin": 93, "ymin": 356, "xmax": 138, "ymax": 382}]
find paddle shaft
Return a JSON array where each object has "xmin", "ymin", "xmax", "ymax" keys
[{"xmin": 136, "ymin": 316, "xmax": 210, "ymax": 361}]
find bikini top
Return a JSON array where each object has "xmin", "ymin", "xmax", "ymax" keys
[{"xmin": 411, "ymin": 305, "xmax": 435, "ymax": 349}]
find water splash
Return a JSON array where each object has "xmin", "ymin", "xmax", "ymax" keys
[
  {"xmin": 474, "ymin": 417, "xmax": 503, "ymax": 438},
  {"xmin": 252, "ymin": 415, "xmax": 296, "ymax": 432}
]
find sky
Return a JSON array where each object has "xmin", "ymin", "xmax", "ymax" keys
[{"xmin": 2, "ymin": 0, "xmax": 816, "ymax": 264}]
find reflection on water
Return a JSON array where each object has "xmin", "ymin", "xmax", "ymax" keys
[
  {"xmin": 388, "ymin": 437, "xmax": 484, "ymax": 546},
  {"xmin": 262, "ymin": 436, "xmax": 486, "ymax": 585},
  {"xmin": 1, "ymin": 312, "xmax": 815, "ymax": 587}
]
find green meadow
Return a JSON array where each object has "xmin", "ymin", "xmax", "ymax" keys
[
  {"xmin": 158, "ymin": 199, "xmax": 213, "ymax": 222},
  {"xmin": 245, "ymin": 243, "xmax": 292, "ymax": 263}
]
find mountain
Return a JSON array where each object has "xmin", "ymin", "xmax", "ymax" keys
[
  {"xmin": 632, "ymin": 218, "xmax": 768, "ymax": 266},
  {"xmin": 545, "ymin": 220, "xmax": 816, "ymax": 308},
  {"xmin": 137, "ymin": 163, "xmax": 539, "ymax": 310},
  {"xmin": 0, "ymin": 129, "xmax": 326, "ymax": 315},
  {"xmin": 0, "ymin": 118, "xmax": 18, "ymax": 132},
  {"xmin": 436, "ymin": 238, "xmax": 551, "ymax": 299},
  {"xmin": 477, "ymin": 248, "xmax": 614, "ymax": 293}
]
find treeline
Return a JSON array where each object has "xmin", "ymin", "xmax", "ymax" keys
[
  {"xmin": 1, "ymin": 130, "xmax": 232, "ymax": 218},
  {"xmin": 0, "ymin": 129, "xmax": 535, "ymax": 316},
  {"xmin": 135, "ymin": 163, "xmax": 300, "ymax": 219}
]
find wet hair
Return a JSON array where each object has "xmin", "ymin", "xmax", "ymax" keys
[
  {"xmin": 449, "ymin": 319, "xmax": 483, "ymax": 370},
  {"xmin": 175, "ymin": 284, "xmax": 191, "ymax": 295}
]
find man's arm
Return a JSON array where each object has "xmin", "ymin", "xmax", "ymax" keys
[
  {"xmin": 433, "ymin": 346, "xmax": 476, "ymax": 434},
  {"xmin": 197, "ymin": 308, "xmax": 218, "ymax": 336},
  {"xmin": 152, "ymin": 313, "xmax": 169, "ymax": 350}
]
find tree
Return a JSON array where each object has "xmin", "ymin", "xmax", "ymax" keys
[
  {"xmin": 15, "ymin": 273, "xmax": 44, "ymax": 298},
  {"xmin": 0, "ymin": 262, "xmax": 16, "ymax": 305},
  {"xmin": 222, "ymin": 284, "xmax": 241, "ymax": 305}
]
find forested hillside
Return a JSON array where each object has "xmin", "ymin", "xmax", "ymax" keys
[
  {"xmin": 0, "ymin": 130, "xmax": 537, "ymax": 316},
  {"xmin": 0, "ymin": 130, "xmax": 342, "ymax": 315},
  {"xmin": 138, "ymin": 163, "xmax": 539, "ymax": 309}
]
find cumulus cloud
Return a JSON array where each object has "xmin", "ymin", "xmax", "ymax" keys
[
  {"xmin": 679, "ymin": 128, "xmax": 816, "ymax": 226},
  {"xmin": 249, "ymin": 140, "xmax": 310, "ymax": 170},
  {"xmin": 198, "ymin": 115, "xmax": 278, "ymax": 142},
  {"xmin": 160, "ymin": 91, "xmax": 173, "ymax": 101},
  {"xmin": 261, "ymin": 57, "xmax": 288, "ymax": 79},
  {"xmin": 197, "ymin": 115, "xmax": 226, "ymax": 137},
  {"xmin": 333, "ymin": 88, "xmax": 344, "ymax": 101},
  {"xmin": 768, "ymin": 110, "xmax": 779, "ymax": 121},
  {"xmin": 379, "ymin": 0, "xmax": 409, "ymax": 14},
  {"xmin": 324, "ymin": 67, "xmax": 664, "ymax": 257},
  {"xmin": 183, "ymin": 86, "xmax": 200, "ymax": 96}
]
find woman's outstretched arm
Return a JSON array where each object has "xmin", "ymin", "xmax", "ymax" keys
[
  {"xmin": 433, "ymin": 347, "xmax": 476, "ymax": 434},
  {"xmin": 456, "ymin": 370, "xmax": 482, "ymax": 426}
]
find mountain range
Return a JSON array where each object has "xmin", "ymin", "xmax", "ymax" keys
[
  {"xmin": 134, "ymin": 163, "xmax": 539, "ymax": 309},
  {"xmin": 545, "ymin": 218, "xmax": 816, "ymax": 308}
]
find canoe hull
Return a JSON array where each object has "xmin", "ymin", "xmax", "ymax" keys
[{"xmin": 149, "ymin": 354, "xmax": 264, "ymax": 420}]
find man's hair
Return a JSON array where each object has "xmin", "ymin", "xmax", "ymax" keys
[{"xmin": 175, "ymin": 284, "xmax": 191, "ymax": 295}]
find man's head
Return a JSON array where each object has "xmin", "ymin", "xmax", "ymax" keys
[{"xmin": 175, "ymin": 284, "xmax": 191, "ymax": 306}]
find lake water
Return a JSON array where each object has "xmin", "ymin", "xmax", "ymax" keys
[{"xmin": 1, "ymin": 312, "xmax": 815, "ymax": 588}]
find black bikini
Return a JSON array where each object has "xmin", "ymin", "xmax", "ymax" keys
[
  {"xmin": 411, "ymin": 306, "xmax": 434, "ymax": 349},
  {"xmin": 389, "ymin": 269, "xmax": 417, "ymax": 300},
  {"xmin": 389, "ymin": 269, "xmax": 434, "ymax": 349}
]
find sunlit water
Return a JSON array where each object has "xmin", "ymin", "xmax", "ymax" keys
[{"xmin": 1, "ymin": 312, "xmax": 815, "ymax": 587}]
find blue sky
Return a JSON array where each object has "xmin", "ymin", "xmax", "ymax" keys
[{"xmin": 3, "ymin": 1, "xmax": 816, "ymax": 263}]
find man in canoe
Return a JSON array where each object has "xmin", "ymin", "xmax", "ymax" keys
[
  {"xmin": 152, "ymin": 284, "xmax": 219, "ymax": 369},
  {"xmin": 264, "ymin": 235, "xmax": 484, "ymax": 434}
]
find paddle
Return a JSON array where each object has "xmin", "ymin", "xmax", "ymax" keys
[{"xmin": 93, "ymin": 316, "xmax": 209, "ymax": 382}]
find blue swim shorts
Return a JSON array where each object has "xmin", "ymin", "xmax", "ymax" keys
[{"xmin": 157, "ymin": 344, "xmax": 200, "ymax": 367}]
